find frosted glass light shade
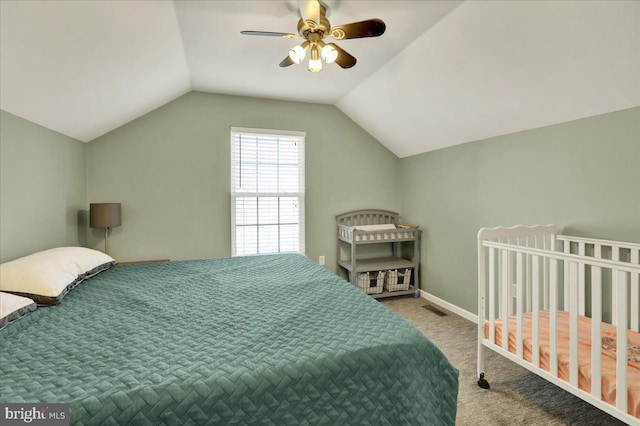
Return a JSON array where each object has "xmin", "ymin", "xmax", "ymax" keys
[
  {"xmin": 321, "ymin": 45, "xmax": 338, "ymax": 64},
  {"xmin": 288, "ymin": 45, "xmax": 306, "ymax": 64}
]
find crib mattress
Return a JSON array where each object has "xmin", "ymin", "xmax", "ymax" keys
[{"xmin": 486, "ymin": 311, "xmax": 640, "ymax": 418}]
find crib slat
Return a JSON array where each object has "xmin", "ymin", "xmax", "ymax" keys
[
  {"xmin": 563, "ymin": 241, "xmax": 571, "ymax": 311},
  {"xmin": 578, "ymin": 242, "xmax": 586, "ymax": 316},
  {"xmin": 532, "ymin": 255, "xmax": 540, "ymax": 368},
  {"xmin": 526, "ymin": 257, "xmax": 532, "ymax": 312},
  {"xmin": 489, "ymin": 248, "xmax": 496, "ymax": 343},
  {"xmin": 611, "ymin": 247, "xmax": 620, "ymax": 325},
  {"xmin": 614, "ymin": 270, "xmax": 627, "ymax": 414},
  {"xmin": 501, "ymin": 249, "xmax": 509, "ymax": 352},
  {"xmin": 543, "ymin": 236, "xmax": 550, "ymax": 310},
  {"xmin": 508, "ymin": 242, "xmax": 514, "ymax": 317},
  {"xmin": 569, "ymin": 262, "xmax": 579, "ymax": 388},
  {"xmin": 526, "ymin": 237, "xmax": 532, "ymax": 312},
  {"xmin": 516, "ymin": 252, "xmax": 524, "ymax": 358},
  {"xmin": 593, "ymin": 244, "xmax": 602, "ymax": 260},
  {"xmin": 631, "ymin": 249, "xmax": 639, "ymax": 332},
  {"xmin": 549, "ymin": 256, "xmax": 559, "ymax": 376},
  {"xmin": 590, "ymin": 256, "xmax": 602, "ymax": 399}
]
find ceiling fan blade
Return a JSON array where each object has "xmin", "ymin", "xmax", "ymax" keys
[
  {"xmin": 330, "ymin": 19, "xmax": 386, "ymax": 40},
  {"xmin": 241, "ymin": 31, "xmax": 298, "ymax": 39},
  {"xmin": 328, "ymin": 43, "xmax": 356, "ymax": 69},
  {"xmin": 298, "ymin": 0, "xmax": 320, "ymax": 26},
  {"xmin": 279, "ymin": 55, "xmax": 296, "ymax": 68}
]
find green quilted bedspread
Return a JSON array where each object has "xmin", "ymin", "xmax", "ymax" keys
[{"xmin": 0, "ymin": 254, "xmax": 458, "ymax": 425}]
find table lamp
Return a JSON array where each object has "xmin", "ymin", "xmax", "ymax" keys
[{"xmin": 90, "ymin": 203, "xmax": 121, "ymax": 254}]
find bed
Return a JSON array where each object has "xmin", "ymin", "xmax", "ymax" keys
[
  {"xmin": 477, "ymin": 225, "xmax": 640, "ymax": 424},
  {"xmin": 0, "ymin": 252, "xmax": 459, "ymax": 425}
]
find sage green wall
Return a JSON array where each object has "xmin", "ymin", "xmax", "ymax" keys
[
  {"xmin": 86, "ymin": 91, "xmax": 399, "ymax": 266},
  {"xmin": 399, "ymin": 107, "xmax": 640, "ymax": 315},
  {"xmin": 0, "ymin": 110, "xmax": 87, "ymax": 262}
]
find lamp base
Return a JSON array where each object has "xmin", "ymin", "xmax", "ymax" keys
[{"xmin": 104, "ymin": 227, "xmax": 110, "ymax": 255}]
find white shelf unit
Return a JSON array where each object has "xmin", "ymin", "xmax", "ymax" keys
[{"xmin": 336, "ymin": 209, "xmax": 420, "ymax": 299}]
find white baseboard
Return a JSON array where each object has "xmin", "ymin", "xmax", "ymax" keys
[{"xmin": 418, "ymin": 290, "xmax": 478, "ymax": 324}]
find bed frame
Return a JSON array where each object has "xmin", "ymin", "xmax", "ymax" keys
[{"xmin": 477, "ymin": 225, "xmax": 640, "ymax": 424}]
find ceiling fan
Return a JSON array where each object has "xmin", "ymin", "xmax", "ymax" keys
[{"xmin": 241, "ymin": 0, "xmax": 386, "ymax": 72}]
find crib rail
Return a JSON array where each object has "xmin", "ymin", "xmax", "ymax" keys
[
  {"xmin": 477, "ymin": 226, "xmax": 640, "ymax": 424},
  {"xmin": 556, "ymin": 235, "xmax": 640, "ymax": 332}
]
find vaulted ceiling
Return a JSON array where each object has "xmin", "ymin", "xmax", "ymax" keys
[{"xmin": 1, "ymin": 1, "xmax": 638, "ymax": 158}]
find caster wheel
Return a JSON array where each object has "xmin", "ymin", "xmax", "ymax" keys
[{"xmin": 477, "ymin": 373, "xmax": 490, "ymax": 389}]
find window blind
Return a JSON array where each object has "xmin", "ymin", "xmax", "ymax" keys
[{"xmin": 231, "ymin": 127, "xmax": 305, "ymax": 256}]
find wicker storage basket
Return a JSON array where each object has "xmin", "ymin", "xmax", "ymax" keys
[
  {"xmin": 356, "ymin": 271, "xmax": 385, "ymax": 294},
  {"xmin": 384, "ymin": 268, "xmax": 412, "ymax": 292}
]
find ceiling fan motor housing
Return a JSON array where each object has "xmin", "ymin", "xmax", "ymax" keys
[{"xmin": 297, "ymin": 4, "xmax": 330, "ymax": 40}]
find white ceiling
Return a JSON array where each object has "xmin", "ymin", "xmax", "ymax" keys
[
  {"xmin": 1, "ymin": 1, "xmax": 638, "ymax": 157},
  {"xmin": 338, "ymin": 0, "xmax": 640, "ymax": 157}
]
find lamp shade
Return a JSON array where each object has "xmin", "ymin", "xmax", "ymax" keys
[{"xmin": 90, "ymin": 203, "xmax": 121, "ymax": 228}]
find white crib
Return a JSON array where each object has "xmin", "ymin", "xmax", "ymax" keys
[{"xmin": 477, "ymin": 225, "xmax": 640, "ymax": 425}]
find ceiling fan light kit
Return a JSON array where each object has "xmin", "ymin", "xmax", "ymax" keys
[{"xmin": 241, "ymin": 0, "xmax": 385, "ymax": 72}]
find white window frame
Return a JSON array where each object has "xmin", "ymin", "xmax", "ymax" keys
[{"xmin": 230, "ymin": 127, "xmax": 305, "ymax": 256}]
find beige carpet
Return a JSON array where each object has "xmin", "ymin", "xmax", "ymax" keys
[{"xmin": 381, "ymin": 297, "xmax": 627, "ymax": 426}]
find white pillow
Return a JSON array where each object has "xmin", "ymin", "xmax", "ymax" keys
[
  {"xmin": 0, "ymin": 292, "xmax": 36, "ymax": 329},
  {"xmin": 0, "ymin": 247, "xmax": 115, "ymax": 305}
]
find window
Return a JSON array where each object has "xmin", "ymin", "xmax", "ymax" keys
[{"xmin": 231, "ymin": 127, "xmax": 305, "ymax": 256}]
